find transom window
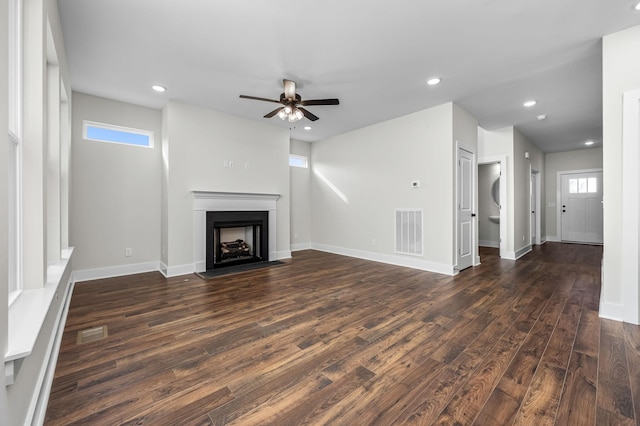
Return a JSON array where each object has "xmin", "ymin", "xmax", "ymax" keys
[
  {"xmin": 569, "ymin": 177, "xmax": 597, "ymax": 194},
  {"xmin": 83, "ymin": 121, "xmax": 154, "ymax": 148},
  {"xmin": 289, "ymin": 154, "xmax": 308, "ymax": 168}
]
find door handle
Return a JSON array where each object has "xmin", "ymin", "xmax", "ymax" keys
[{"xmin": 471, "ymin": 213, "xmax": 476, "ymax": 217}]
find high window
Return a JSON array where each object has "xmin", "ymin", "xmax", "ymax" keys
[
  {"xmin": 83, "ymin": 120, "xmax": 154, "ymax": 148},
  {"xmin": 289, "ymin": 154, "xmax": 308, "ymax": 168}
]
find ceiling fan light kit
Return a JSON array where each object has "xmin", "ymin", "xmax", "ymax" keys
[{"xmin": 240, "ymin": 79, "xmax": 339, "ymax": 123}]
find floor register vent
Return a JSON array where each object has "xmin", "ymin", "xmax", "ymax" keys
[{"xmin": 76, "ymin": 325, "xmax": 108, "ymax": 345}]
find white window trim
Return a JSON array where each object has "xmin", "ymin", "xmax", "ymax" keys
[
  {"xmin": 8, "ymin": 0, "xmax": 23, "ymax": 305},
  {"xmin": 82, "ymin": 120, "xmax": 155, "ymax": 148},
  {"xmin": 289, "ymin": 154, "xmax": 308, "ymax": 168}
]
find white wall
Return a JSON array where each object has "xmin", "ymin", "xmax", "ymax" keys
[
  {"xmin": 544, "ymin": 148, "xmax": 603, "ymax": 240},
  {"xmin": 290, "ymin": 139, "xmax": 312, "ymax": 251},
  {"xmin": 162, "ymin": 101, "xmax": 291, "ymax": 273},
  {"xmin": 602, "ymin": 24, "xmax": 640, "ymax": 323},
  {"xmin": 71, "ymin": 93, "xmax": 162, "ymax": 273},
  {"xmin": 478, "ymin": 126, "xmax": 543, "ymax": 258},
  {"xmin": 514, "ymin": 128, "xmax": 544, "ymax": 253},
  {"xmin": 479, "ymin": 127, "xmax": 515, "ymax": 255},
  {"xmin": 310, "ymin": 103, "xmax": 458, "ymax": 274}
]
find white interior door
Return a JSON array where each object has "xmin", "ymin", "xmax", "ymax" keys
[
  {"xmin": 561, "ymin": 172, "xmax": 603, "ymax": 243},
  {"xmin": 458, "ymin": 148, "xmax": 474, "ymax": 270}
]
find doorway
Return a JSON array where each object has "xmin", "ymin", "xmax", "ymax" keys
[
  {"xmin": 479, "ymin": 163, "xmax": 501, "ymax": 249},
  {"xmin": 531, "ymin": 170, "xmax": 541, "ymax": 246},
  {"xmin": 478, "ymin": 156, "xmax": 506, "ymax": 260}
]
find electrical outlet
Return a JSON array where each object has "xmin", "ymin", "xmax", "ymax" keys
[
  {"xmin": 371, "ymin": 238, "xmax": 376, "ymax": 246},
  {"xmin": 228, "ymin": 160, "xmax": 234, "ymax": 168},
  {"xmin": 125, "ymin": 248, "xmax": 133, "ymax": 257},
  {"xmin": 244, "ymin": 162, "xmax": 250, "ymax": 170}
]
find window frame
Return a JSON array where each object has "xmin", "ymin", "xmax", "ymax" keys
[
  {"xmin": 8, "ymin": 0, "xmax": 23, "ymax": 305},
  {"xmin": 82, "ymin": 120, "xmax": 155, "ymax": 148},
  {"xmin": 289, "ymin": 154, "xmax": 308, "ymax": 169}
]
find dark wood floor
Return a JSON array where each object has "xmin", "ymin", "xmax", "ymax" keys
[{"xmin": 45, "ymin": 244, "xmax": 640, "ymax": 425}]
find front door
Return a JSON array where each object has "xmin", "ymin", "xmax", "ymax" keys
[
  {"xmin": 457, "ymin": 148, "xmax": 474, "ymax": 270},
  {"xmin": 561, "ymin": 171, "xmax": 603, "ymax": 243}
]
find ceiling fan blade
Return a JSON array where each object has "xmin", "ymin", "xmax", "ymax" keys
[
  {"xmin": 239, "ymin": 95, "xmax": 282, "ymax": 104},
  {"xmin": 298, "ymin": 107, "xmax": 319, "ymax": 121},
  {"xmin": 264, "ymin": 107, "xmax": 284, "ymax": 118},
  {"xmin": 283, "ymin": 79, "xmax": 296, "ymax": 101},
  {"xmin": 299, "ymin": 98, "xmax": 340, "ymax": 106}
]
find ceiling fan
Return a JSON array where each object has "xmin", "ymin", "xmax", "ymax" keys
[{"xmin": 240, "ymin": 79, "xmax": 339, "ymax": 122}]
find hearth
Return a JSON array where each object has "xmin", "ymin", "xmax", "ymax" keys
[{"xmin": 206, "ymin": 211, "xmax": 269, "ymax": 270}]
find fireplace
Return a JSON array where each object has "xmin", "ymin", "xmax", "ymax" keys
[
  {"xmin": 193, "ymin": 191, "xmax": 280, "ymax": 274},
  {"xmin": 206, "ymin": 210, "xmax": 269, "ymax": 270}
]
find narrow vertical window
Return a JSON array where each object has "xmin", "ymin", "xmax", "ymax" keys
[{"xmin": 8, "ymin": 0, "xmax": 23, "ymax": 304}]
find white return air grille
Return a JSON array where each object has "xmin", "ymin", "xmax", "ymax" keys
[{"xmin": 395, "ymin": 209, "xmax": 423, "ymax": 256}]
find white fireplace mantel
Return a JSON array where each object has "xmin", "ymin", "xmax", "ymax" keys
[{"xmin": 193, "ymin": 191, "xmax": 279, "ymax": 272}]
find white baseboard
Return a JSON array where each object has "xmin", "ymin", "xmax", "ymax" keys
[
  {"xmin": 599, "ymin": 302, "xmax": 624, "ymax": 322},
  {"xmin": 290, "ymin": 243, "xmax": 312, "ymax": 252},
  {"xmin": 161, "ymin": 263, "xmax": 195, "ymax": 278},
  {"xmin": 274, "ymin": 250, "xmax": 292, "ymax": 260},
  {"xmin": 546, "ymin": 235, "xmax": 560, "ymax": 242},
  {"xmin": 515, "ymin": 245, "xmax": 532, "ymax": 260},
  {"xmin": 479, "ymin": 240, "xmax": 500, "ymax": 248},
  {"xmin": 311, "ymin": 243, "xmax": 455, "ymax": 276},
  {"xmin": 502, "ymin": 245, "xmax": 532, "ymax": 261},
  {"xmin": 73, "ymin": 261, "xmax": 160, "ymax": 282},
  {"xmin": 503, "ymin": 251, "xmax": 516, "ymax": 260}
]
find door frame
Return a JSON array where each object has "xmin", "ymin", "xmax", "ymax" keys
[
  {"xmin": 621, "ymin": 88, "xmax": 640, "ymax": 324},
  {"xmin": 530, "ymin": 168, "xmax": 541, "ymax": 246},
  {"xmin": 478, "ymin": 155, "xmax": 507, "ymax": 260},
  {"xmin": 556, "ymin": 168, "xmax": 603, "ymax": 243},
  {"xmin": 455, "ymin": 141, "xmax": 477, "ymax": 270}
]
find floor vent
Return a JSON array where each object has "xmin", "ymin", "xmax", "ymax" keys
[
  {"xmin": 395, "ymin": 209, "xmax": 423, "ymax": 256},
  {"xmin": 76, "ymin": 325, "xmax": 108, "ymax": 345}
]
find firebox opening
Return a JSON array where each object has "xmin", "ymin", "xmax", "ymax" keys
[{"xmin": 206, "ymin": 211, "xmax": 269, "ymax": 271}]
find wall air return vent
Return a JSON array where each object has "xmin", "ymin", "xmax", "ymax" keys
[{"xmin": 395, "ymin": 209, "xmax": 423, "ymax": 256}]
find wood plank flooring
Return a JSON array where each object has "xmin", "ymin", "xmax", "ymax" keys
[{"xmin": 45, "ymin": 243, "xmax": 640, "ymax": 425}]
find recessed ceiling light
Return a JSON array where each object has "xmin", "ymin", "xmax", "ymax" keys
[
  {"xmin": 304, "ymin": 126, "xmax": 311, "ymax": 130},
  {"xmin": 427, "ymin": 77, "xmax": 441, "ymax": 86},
  {"xmin": 635, "ymin": 2, "xmax": 640, "ymax": 10},
  {"xmin": 152, "ymin": 85, "xmax": 166, "ymax": 92},
  {"xmin": 537, "ymin": 114, "xmax": 547, "ymax": 121},
  {"xmin": 585, "ymin": 140, "xmax": 595, "ymax": 146},
  {"xmin": 523, "ymin": 100, "xmax": 537, "ymax": 107}
]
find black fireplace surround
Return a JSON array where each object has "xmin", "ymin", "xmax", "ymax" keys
[{"xmin": 206, "ymin": 211, "xmax": 269, "ymax": 270}]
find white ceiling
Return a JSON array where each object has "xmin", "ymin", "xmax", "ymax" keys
[{"xmin": 57, "ymin": 0, "xmax": 640, "ymax": 153}]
